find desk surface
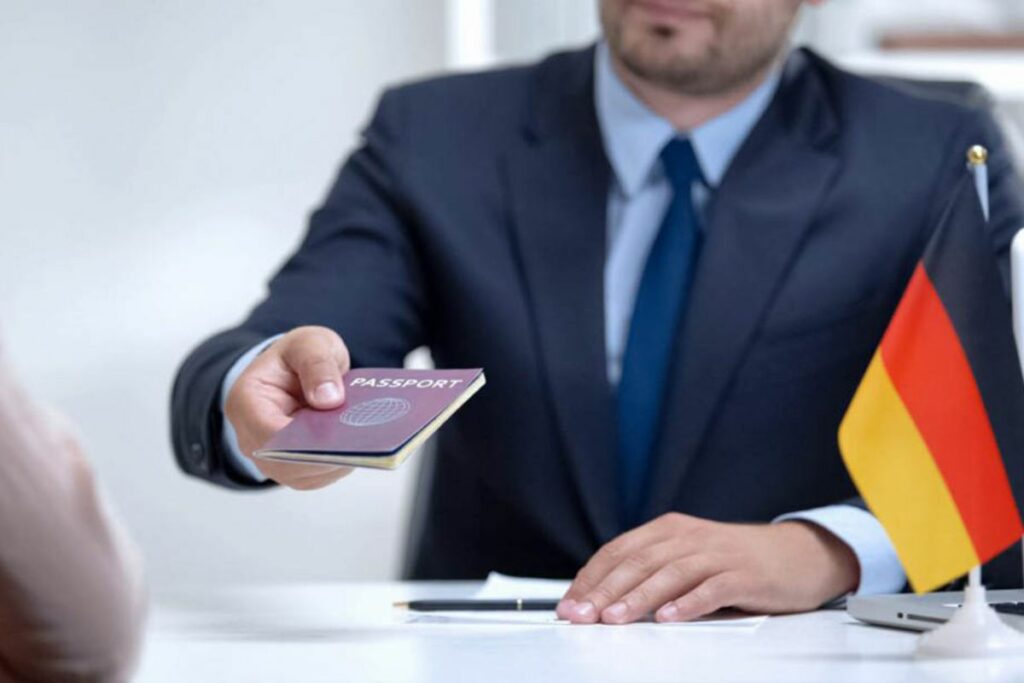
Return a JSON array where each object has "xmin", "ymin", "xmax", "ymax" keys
[{"xmin": 136, "ymin": 581, "xmax": 1024, "ymax": 683}]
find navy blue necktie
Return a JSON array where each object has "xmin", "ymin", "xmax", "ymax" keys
[{"xmin": 617, "ymin": 137, "xmax": 705, "ymax": 527}]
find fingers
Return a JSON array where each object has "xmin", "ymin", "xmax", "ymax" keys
[
  {"xmin": 226, "ymin": 367, "xmax": 299, "ymax": 457},
  {"xmin": 228, "ymin": 389, "xmax": 354, "ymax": 489},
  {"xmin": 559, "ymin": 527, "xmax": 661, "ymax": 616},
  {"xmin": 252, "ymin": 458, "xmax": 353, "ymax": 491},
  {"xmin": 600, "ymin": 555, "xmax": 716, "ymax": 625},
  {"xmin": 559, "ymin": 514, "xmax": 688, "ymax": 623},
  {"xmin": 564, "ymin": 540, "xmax": 682, "ymax": 623},
  {"xmin": 233, "ymin": 393, "xmax": 295, "ymax": 456},
  {"xmin": 563, "ymin": 516, "xmax": 680, "ymax": 600},
  {"xmin": 656, "ymin": 572, "xmax": 740, "ymax": 623},
  {"xmin": 279, "ymin": 326, "xmax": 351, "ymax": 409},
  {"xmin": 223, "ymin": 325, "xmax": 354, "ymax": 491}
]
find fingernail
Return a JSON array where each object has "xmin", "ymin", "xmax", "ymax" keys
[
  {"xmin": 571, "ymin": 601, "xmax": 596, "ymax": 621},
  {"xmin": 604, "ymin": 602, "xmax": 628, "ymax": 623},
  {"xmin": 314, "ymin": 382, "xmax": 342, "ymax": 404},
  {"xmin": 657, "ymin": 604, "xmax": 681, "ymax": 622},
  {"xmin": 556, "ymin": 598, "xmax": 575, "ymax": 616}
]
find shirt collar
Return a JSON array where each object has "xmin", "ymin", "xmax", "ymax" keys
[{"xmin": 595, "ymin": 41, "xmax": 782, "ymax": 197}]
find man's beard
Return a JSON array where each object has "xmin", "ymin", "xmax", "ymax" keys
[{"xmin": 604, "ymin": 9, "xmax": 791, "ymax": 96}]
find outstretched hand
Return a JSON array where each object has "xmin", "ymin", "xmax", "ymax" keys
[{"xmin": 225, "ymin": 325, "xmax": 354, "ymax": 490}]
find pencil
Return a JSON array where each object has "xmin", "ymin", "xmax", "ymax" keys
[{"xmin": 393, "ymin": 599, "xmax": 560, "ymax": 611}]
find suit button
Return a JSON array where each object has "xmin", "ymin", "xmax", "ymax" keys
[{"xmin": 190, "ymin": 442, "xmax": 210, "ymax": 473}]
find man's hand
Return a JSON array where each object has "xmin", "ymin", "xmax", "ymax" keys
[
  {"xmin": 557, "ymin": 513, "xmax": 859, "ymax": 624},
  {"xmin": 224, "ymin": 325, "xmax": 354, "ymax": 490}
]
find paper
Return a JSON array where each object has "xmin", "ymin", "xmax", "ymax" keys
[
  {"xmin": 473, "ymin": 572, "xmax": 571, "ymax": 600},
  {"xmin": 402, "ymin": 573, "xmax": 767, "ymax": 629}
]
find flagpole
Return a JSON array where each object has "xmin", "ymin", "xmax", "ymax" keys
[
  {"xmin": 916, "ymin": 146, "xmax": 1024, "ymax": 658},
  {"xmin": 969, "ymin": 565, "xmax": 982, "ymax": 594},
  {"xmin": 993, "ymin": 142, "xmax": 1024, "ymax": 597},
  {"xmin": 969, "ymin": 144, "xmax": 1024, "ymax": 597},
  {"xmin": 967, "ymin": 145, "xmax": 989, "ymax": 600},
  {"xmin": 968, "ymin": 145, "xmax": 990, "ymax": 221}
]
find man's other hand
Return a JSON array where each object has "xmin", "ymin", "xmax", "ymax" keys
[
  {"xmin": 557, "ymin": 513, "xmax": 859, "ymax": 624},
  {"xmin": 224, "ymin": 325, "xmax": 354, "ymax": 490}
]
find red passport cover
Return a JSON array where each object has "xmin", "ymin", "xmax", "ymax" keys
[{"xmin": 258, "ymin": 368, "xmax": 484, "ymax": 457}]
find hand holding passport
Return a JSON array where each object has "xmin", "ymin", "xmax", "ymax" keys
[
  {"xmin": 224, "ymin": 326, "xmax": 484, "ymax": 488},
  {"xmin": 256, "ymin": 368, "xmax": 486, "ymax": 469}
]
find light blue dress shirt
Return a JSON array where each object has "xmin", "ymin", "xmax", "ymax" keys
[{"xmin": 221, "ymin": 43, "xmax": 907, "ymax": 596}]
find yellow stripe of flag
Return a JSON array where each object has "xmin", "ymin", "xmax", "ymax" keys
[{"xmin": 839, "ymin": 352, "xmax": 979, "ymax": 592}]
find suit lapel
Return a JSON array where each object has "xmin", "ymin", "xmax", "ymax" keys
[
  {"xmin": 504, "ymin": 47, "xmax": 620, "ymax": 544},
  {"xmin": 644, "ymin": 50, "xmax": 843, "ymax": 517}
]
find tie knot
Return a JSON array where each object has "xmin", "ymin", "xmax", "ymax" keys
[{"xmin": 659, "ymin": 137, "xmax": 704, "ymax": 194}]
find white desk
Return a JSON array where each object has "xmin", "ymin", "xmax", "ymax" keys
[{"xmin": 136, "ymin": 582, "xmax": 1024, "ymax": 682}]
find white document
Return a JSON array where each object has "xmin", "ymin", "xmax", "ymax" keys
[
  {"xmin": 403, "ymin": 573, "xmax": 767, "ymax": 630},
  {"xmin": 473, "ymin": 572, "xmax": 572, "ymax": 600}
]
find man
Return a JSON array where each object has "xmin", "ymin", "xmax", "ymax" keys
[
  {"xmin": 0, "ymin": 342, "xmax": 145, "ymax": 682},
  {"xmin": 171, "ymin": 0, "xmax": 1024, "ymax": 625}
]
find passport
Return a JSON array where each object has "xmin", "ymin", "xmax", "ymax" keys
[{"xmin": 254, "ymin": 368, "xmax": 485, "ymax": 469}]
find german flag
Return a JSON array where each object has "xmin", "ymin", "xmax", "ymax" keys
[{"xmin": 839, "ymin": 173, "xmax": 1024, "ymax": 593}]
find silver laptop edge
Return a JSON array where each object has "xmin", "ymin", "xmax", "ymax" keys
[{"xmin": 848, "ymin": 589, "xmax": 1024, "ymax": 632}]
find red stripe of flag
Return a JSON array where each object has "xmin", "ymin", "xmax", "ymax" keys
[{"xmin": 881, "ymin": 264, "xmax": 1023, "ymax": 560}]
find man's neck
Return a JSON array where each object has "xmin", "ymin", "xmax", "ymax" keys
[{"xmin": 610, "ymin": 53, "xmax": 775, "ymax": 132}]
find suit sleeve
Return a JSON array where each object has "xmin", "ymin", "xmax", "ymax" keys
[{"xmin": 170, "ymin": 88, "xmax": 430, "ymax": 489}]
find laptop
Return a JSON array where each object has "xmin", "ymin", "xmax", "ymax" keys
[{"xmin": 848, "ymin": 590, "xmax": 1024, "ymax": 631}]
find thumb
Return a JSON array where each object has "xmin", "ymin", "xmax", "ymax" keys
[{"xmin": 280, "ymin": 327, "xmax": 350, "ymax": 409}]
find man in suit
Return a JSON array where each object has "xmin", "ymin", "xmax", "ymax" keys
[{"xmin": 171, "ymin": 0, "xmax": 1024, "ymax": 625}]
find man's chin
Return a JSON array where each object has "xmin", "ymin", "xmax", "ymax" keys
[
  {"xmin": 618, "ymin": 45, "xmax": 714, "ymax": 87},
  {"xmin": 620, "ymin": 24, "xmax": 714, "ymax": 67}
]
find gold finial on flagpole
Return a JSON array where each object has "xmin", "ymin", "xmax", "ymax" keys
[
  {"xmin": 966, "ymin": 144, "xmax": 991, "ymax": 220},
  {"xmin": 967, "ymin": 145, "xmax": 988, "ymax": 166}
]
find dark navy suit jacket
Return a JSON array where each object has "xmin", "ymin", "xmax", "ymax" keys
[{"xmin": 171, "ymin": 46, "xmax": 1024, "ymax": 584}]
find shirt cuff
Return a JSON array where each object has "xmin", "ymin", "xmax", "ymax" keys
[
  {"xmin": 775, "ymin": 504, "xmax": 906, "ymax": 596},
  {"xmin": 219, "ymin": 335, "xmax": 283, "ymax": 484}
]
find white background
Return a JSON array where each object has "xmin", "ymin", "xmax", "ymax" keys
[{"xmin": 1, "ymin": 1, "xmax": 1022, "ymax": 591}]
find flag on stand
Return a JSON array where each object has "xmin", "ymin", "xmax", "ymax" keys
[{"xmin": 839, "ymin": 171, "xmax": 1024, "ymax": 593}]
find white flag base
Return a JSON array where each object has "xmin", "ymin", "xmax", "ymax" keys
[{"xmin": 917, "ymin": 579, "xmax": 1024, "ymax": 659}]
